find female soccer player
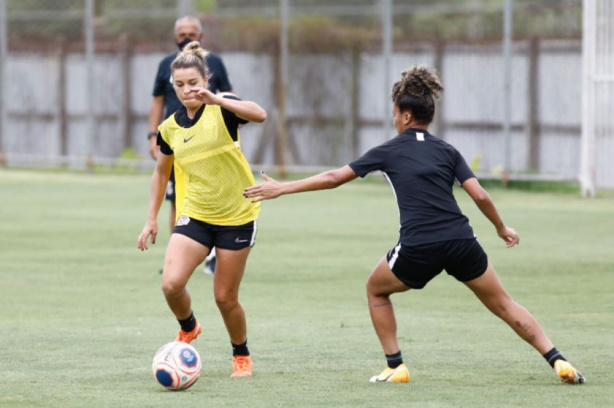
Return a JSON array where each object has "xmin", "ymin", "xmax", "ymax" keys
[
  {"xmin": 138, "ymin": 41, "xmax": 266, "ymax": 378},
  {"xmin": 243, "ymin": 65, "xmax": 584, "ymax": 385}
]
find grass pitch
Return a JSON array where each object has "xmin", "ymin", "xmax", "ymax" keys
[{"xmin": 1, "ymin": 170, "xmax": 613, "ymax": 408}]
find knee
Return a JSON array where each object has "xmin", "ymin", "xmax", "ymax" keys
[
  {"xmin": 366, "ymin": 278, "xmax": 386, "ymax": 298},
  {"xmin": 214, "ymin": 289, "xmax": 239, "ymax": 313},
  {"xmin": 161, "ymin": 278, "xmax": 184, "ymax": 298}
]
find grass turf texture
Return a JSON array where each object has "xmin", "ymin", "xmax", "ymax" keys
[{"xmin": 1, "ymin": 170, "xmax": 612, "ymax": 408}]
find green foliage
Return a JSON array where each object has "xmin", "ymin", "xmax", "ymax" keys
[
  {"xmin": 1, "ymin": 170, "xmax": 613, "ymax": 407},
  {"xmin": 7, "ymin": 0, "xmax": 581, "ymax": 49},
  {"xmin": 195, "ymin": 0, "xmax": 215, "ymax": 12},
  {"xmin": 118, "ymin": 147, "xmax": 142, "ymax": 160},
  {"xmin": 478, "ymin": 179, "xmax": 581, "ymax": 194}
]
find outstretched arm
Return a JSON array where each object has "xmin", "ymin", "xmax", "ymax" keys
[
  {"xmin": 244, "ymin": 165, "xmax": 357, "ymax": 202},
  {"xmin": 461, "ymin": 177, "xmax": 519, "ymax": 248}
]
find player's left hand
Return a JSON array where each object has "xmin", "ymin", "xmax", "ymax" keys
[
  {"xmin": 243, "ymin": 171, "xmax": 282, "ymax": 202},
  {"xmin": 189, "ymin": 87, "xmax": 220, "ymax": 105}
]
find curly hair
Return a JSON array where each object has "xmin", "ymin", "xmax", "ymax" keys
[
  {"xmin": 171, "ymin": 41, "xmax": 210, "ymax": 78},
  {"xmin": 391, "ymin": 65, "xmax": 444, "ymax": 124}
]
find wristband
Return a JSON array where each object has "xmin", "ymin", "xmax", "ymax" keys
[{"xmin": 147, "ymin": 131, "xmax": 157, "ymax": 140}]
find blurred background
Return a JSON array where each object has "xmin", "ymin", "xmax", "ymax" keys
[{"xmin": 0, "ymin": 0, "xmax": 612, "ymax": 193}]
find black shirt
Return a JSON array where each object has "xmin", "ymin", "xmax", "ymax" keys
[
  {"xmin": 157, "ymin": 95, "xmax": 248, "ymax": 155},
  {"xmin": 152, "ymin": 52, "xmax": 233, "ymax": 119},
  {"xmin": 349, "ymin": 128, "xmax": 476, "ymax": 246}
]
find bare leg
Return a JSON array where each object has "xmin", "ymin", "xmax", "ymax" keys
[
  {"xmin": 214, "ymin": 247, "xmax": 251, "ymax": 344},
  {"xmin": 161, "ymin": 234, "xmax": 209, "ymax": 319},
  {"xmin": 366, "ymin": 257, "xmax": 411, "ymax": 355},
  {"xmin": 464, "ymin": 262, "xmax": 554, "ymax": 354}
]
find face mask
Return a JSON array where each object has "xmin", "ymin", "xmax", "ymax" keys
[{"xmin": 176, "ymin": 37, "xmax": 194, "ymax": 51}]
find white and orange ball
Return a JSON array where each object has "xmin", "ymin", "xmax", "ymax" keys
[{"xmin": 152, "ymin": 341, "xmax": 202, "ymax": 390}]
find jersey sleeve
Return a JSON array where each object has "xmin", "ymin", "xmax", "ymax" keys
[
  {"xmin": 454, "ymin": 149, "xmax": 475, "ymax": 184},
  {"xmin": 157, "ymin": 132, "xmax": 173, "ymax": 155},
  {"xmin": 348, "ymin": 144, "xmax": 391, "ymax": 178},
  {"xmin": 221, "ymin": 95, "xmax": 248, "ymax": 142},
  {"xmin": 152, "ymin": 59, "xmax": 168, "ymax": 97}
]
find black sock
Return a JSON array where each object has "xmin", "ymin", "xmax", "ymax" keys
[
  {"xmin": 385, "ymin": 351, "xmax": 403, "ymax": 369},
  {"xmin": 543, "ymin": 347, "xmax": 566, "ymax": 368},
  {"xmin": 232, "ymin": 339, "xmax": 250, "ymax": 356},
  {"xmin": 177, "ymin": 312, "xmax": 196, "ymax": 332}
]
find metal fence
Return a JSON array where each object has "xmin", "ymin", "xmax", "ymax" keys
[{"xmin": 2, "ymin": 0, "xmax": 610, "ymax": 188}]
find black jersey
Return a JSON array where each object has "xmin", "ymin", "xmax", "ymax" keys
[
  {"xmin": 349, "ymin": 128, "xmax": 476, "ymax": 246},
  {"xmin": 152, "ymin": 52, "xmax": 233, "ymax": 119}
]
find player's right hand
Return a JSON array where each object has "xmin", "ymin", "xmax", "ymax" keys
[
  {"xmin": 149, "ymin": 136, "xmax": 159, "ymax": 160},
  {"xmin": 497, "ymin": 225, "xmax": 519, "ymax": 248},
  {"xmin": 138, "ymin": 220, "xmax": 158, "ymax": 251}
]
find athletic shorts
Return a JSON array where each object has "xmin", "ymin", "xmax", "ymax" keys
[
  {"xmin": 173, "ymin": 215, "xmax": 257, "ymax": 251},
  {"xmin": 386, "ymin": 238, "xmax": 488, "ymax": 289},
  {"xmin": 165, "ymin": 167, "xmax": 175, "ymax": 202}
]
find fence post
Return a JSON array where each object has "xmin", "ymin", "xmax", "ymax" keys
[
  {"xmin": 502, "ymin": 0, "xmax": 513, "ymax": 183},
  {"xmin": 349, "ymin": 46, "xmax": 360, "ymax": 159},
  {"xmin": 381, "ymin": 0, "xmax": 392, "ymax": 139},
  {"xmin": 84, "ymin": 0, "xmax": 95, "ymax": 171},
  {"xmin": 433, "ymin": 38, "xmax": 445, "ymax": 139},
  {"xmin": 276, "ymin": 0, "xmax": 289, "ymax": 177},
  {"xmin": 527, "ymin": 37, "xmax": 540, "ymax": 172},
  {"xmin": 57, "ymin": 36, "xmax": 68, "ymax": 157},
  {"xmin": 0, "ymin": 0, "xmax": 7, "ymax": 162},
  {"xmin": 177, "ymin": 0, "xmax": 195, "ymax": 18},
  {"xmin": 580, "ymin": 0, "xmax": 596, "ymax": 197},
  {"xmin": 119, "ymin": 33, "xmax": 132, "ymax": 151}
]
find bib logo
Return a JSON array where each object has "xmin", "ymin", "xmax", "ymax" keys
[{"xmin": 176, "ymin": 215, "xmax": 190, "ymax": 227}]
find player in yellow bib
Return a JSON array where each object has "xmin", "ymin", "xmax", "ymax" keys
[{"xmin": 138, "ymin": 41, "xmax": 266, "ymax": 378}]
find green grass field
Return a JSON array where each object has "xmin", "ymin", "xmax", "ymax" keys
[{"xmin": 1, "ymin": 169, "xmax": 613, "ymax": 408}]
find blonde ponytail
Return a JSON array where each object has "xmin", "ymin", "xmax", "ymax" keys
[{"xmin": 171, "ymin": 41, "xmax": 210, "ymax": 77}]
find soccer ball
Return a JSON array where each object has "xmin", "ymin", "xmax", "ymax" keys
[{"xmin": 152, "ymin": 341, "xmax": 202, "ymax": 390}]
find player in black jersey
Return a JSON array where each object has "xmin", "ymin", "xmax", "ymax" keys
[{"xmin": 244, "ymin": 65, "xmax": 584, "ymax": 385}]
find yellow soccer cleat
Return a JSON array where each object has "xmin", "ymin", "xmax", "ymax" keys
[
  {"xmin": 554, "ymin": 360, "xmax": 585, "ymax": 385},
  {"xmin": 369, "ymin": 364, "xmax": 411, "ymax": 383},
  {"xmin": 231, "ymin": 355, "xmax": 253, "ymax": 378},
  {"xmin": 175, "ymin": 321, "xmax": 202, "ymax": 344}
]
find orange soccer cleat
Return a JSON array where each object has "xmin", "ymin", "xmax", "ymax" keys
[
  {"xmin": 230, "ymin": 355, "xmax": 252, "ymax": 378},
  {"xmin": 175, "ymin": 321, "xmax": 202, "ymax": 344},
  {"xmin": 554, "ymin": 360, "xmax": 585, "ymax": 385},
  {"xmin": 369, "ymin": 364, "xmax": 411, "ymax": 383}
]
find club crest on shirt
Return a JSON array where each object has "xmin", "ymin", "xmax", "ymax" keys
[{"xmin": 176, "ymin": 215, "xmax": 190, "ymax": 226}]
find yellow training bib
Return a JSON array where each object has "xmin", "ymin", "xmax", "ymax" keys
[{"xmin": 159, "ymin": 104, "xmax": 260, "ymax": 226}]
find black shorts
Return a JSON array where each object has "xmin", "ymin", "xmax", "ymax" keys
[
  {"xmin": 173, "ymin": 215, "xmax": 257, "ymax": 250},
  {"xmin": 165, "ymin": 167, "xmax": 175, "ymax": 202},
  {"xmin": 386, "ymin": 238, "xmax": 488, "ymax": 289}
]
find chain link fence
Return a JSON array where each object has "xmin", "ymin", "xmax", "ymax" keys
[{"xmin": 2, "ymin": 0, "xmax": 609, "ymax": 188}]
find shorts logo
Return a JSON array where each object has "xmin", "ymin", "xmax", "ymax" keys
[
  {"xmin": 176, "ymin": 215, "xmax": 190, "ymax": 227},
  {"xmin": 235, "ymin": 238, "xmax": 249, "ymax": 243}
]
